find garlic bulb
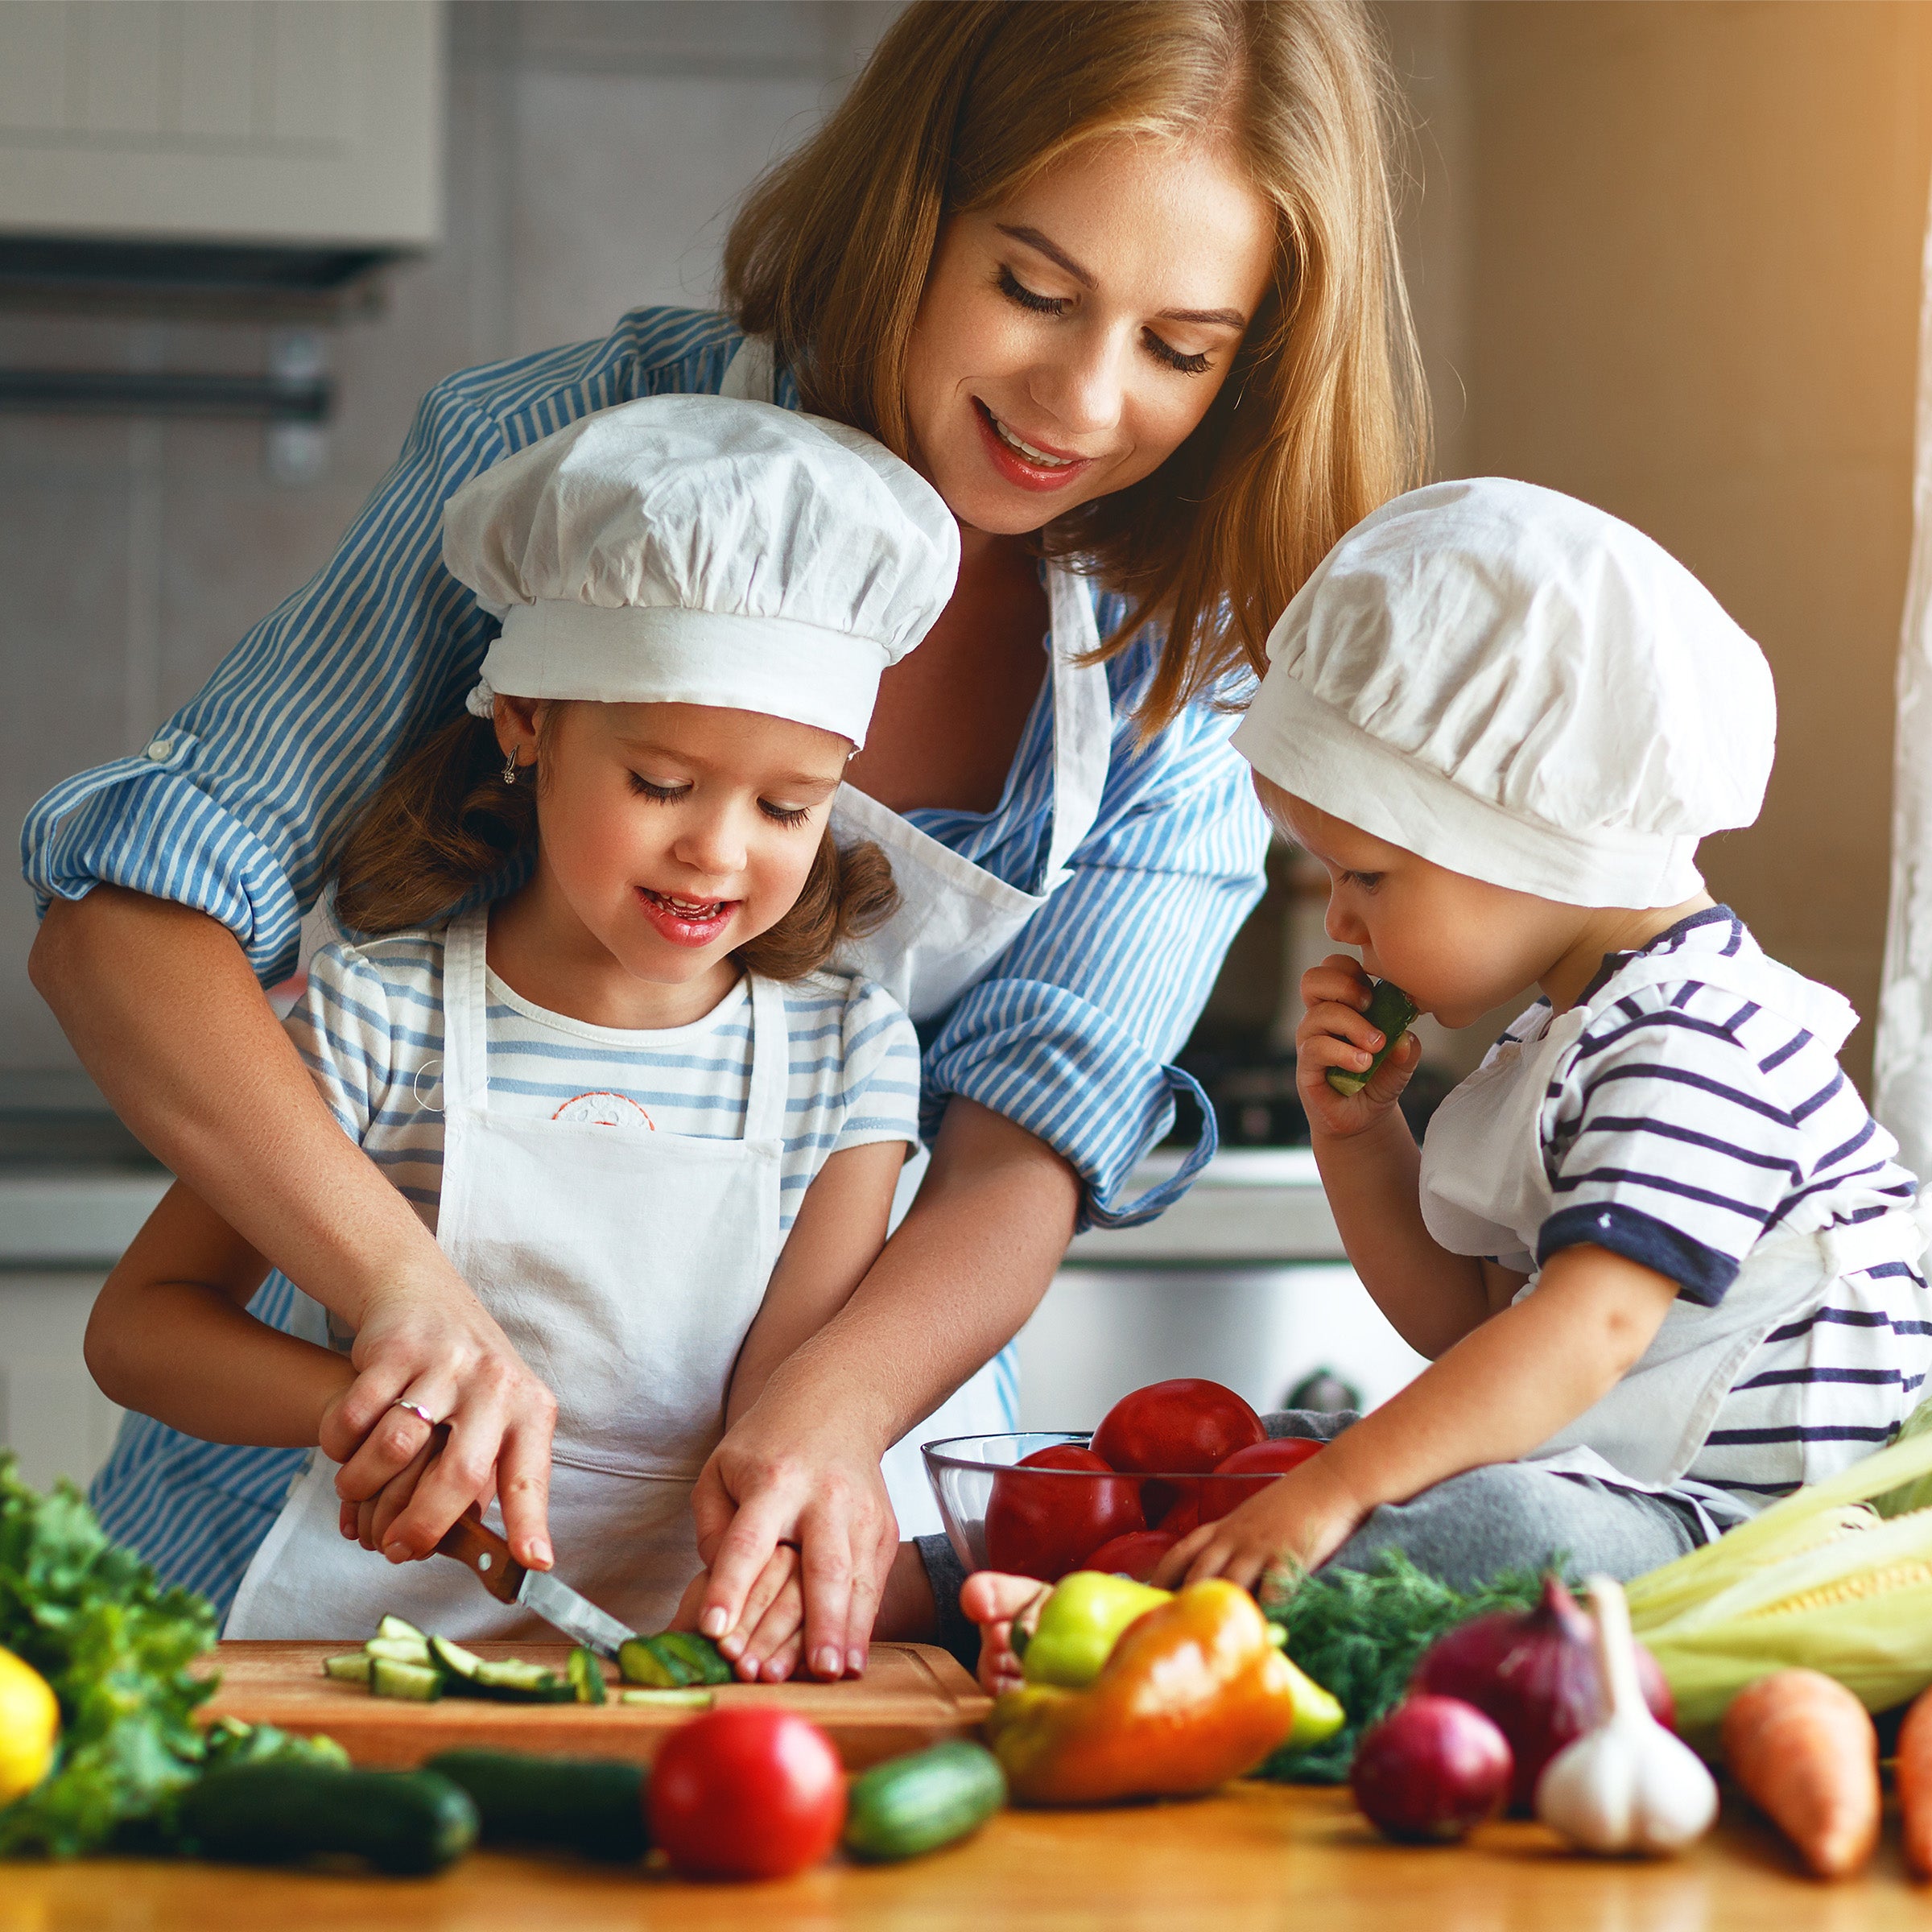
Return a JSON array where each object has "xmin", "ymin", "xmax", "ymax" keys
[{"xmin": 1535, "ymin": 1574, "xmax": 1719, "ymax": 1855}]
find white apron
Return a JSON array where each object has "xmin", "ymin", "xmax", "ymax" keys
[
  {"xmin": 227, "ymin": 908, "xmax": 787, "ymax": 1637},
  {"xmin": 722, "ymin": 338, "xmax": 1114, "ymax": 1531},
  {"xmin": 1418, "ymin": 944, "xmax": 1927, "ymax": 1509}
]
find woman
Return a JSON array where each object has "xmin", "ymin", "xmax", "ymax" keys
[{"xmin": 25, "ymin": 0, "xmax": 1423, "ymax": 1682}]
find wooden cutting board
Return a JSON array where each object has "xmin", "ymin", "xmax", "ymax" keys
[{"xmin": 199, "ymin": 1641, "xmax": 992, "ymax": 1772}]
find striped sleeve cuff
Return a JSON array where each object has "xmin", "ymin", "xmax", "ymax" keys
[
  {"xmin": 922, "ymin": 976, "xmax": 1218, "ymax": 1232},
  {"xmin": 1538, "ymin": 1201, "xmax": 1741, "ymax": 1306},
  {"xmin": 21, "ymin": 733, "xmax": 303, "ymax": 984}
]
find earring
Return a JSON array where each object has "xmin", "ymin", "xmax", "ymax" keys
[{"xmin": 502, "ymin": 748, "xmax": 520, "ymax": 786}]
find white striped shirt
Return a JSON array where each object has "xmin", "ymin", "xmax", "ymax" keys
[
  {"xmin": 1521, "ymin": 907, "xmax": 1931, "ymax": 1517},
  {"xmin": 288, "ymin": 930, "xmax": 921, "ymax": 1237}
]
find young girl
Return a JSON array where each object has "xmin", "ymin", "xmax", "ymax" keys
[
  {"xmin": 1152, "ymin": 477, "xmax": 1932, "ymax": 1596},
  {"xmin": 84, "ymin": 394, "xmax": 951, "ymax": 1677}
]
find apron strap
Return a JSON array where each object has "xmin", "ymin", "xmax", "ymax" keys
[
  {"xmin": 719, "ymin": 336, "xmax": 777, "ymax": 405},
  {"xmin": 440, "ymin": 907, "xmax": 491, "ymax": 1113},
  {"xmin": 1040, "ymin": 568, "xmax": 1113, "ymax": 893},
  {"xmin": 742, "ymin": 973, "xmax": 789, "ymax": 1145}
]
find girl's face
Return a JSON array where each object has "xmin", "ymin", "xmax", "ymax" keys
[
  {"xmin": 902, "ymin": 134, "xmax": 1275, "ymax": 539},
  {"xmin": 1261, "ymin": 782, "xmax": 1591, "ymax": 1030},
  {"xmin": 502, "ymin": 699, "xmax": 847, "ymax": 1009}
]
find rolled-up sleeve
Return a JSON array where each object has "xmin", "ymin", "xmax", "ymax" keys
[
  {"xmin": 923, "ymin": 679, "xmax": 1269, "ymax": 1231},
  {"xmin": 21, "ymin": 381, "xmax": 506, "ymax": 985}
]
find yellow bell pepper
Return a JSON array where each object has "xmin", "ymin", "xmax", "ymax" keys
[{"xmin": 985, "ymin": 1579, "xmax": 1307, "ymax": 1805}]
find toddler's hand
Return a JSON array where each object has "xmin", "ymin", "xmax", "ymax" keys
[
  {"xmin": 959, "ymin": 1571, "xmax": 1048, "ymax": 1698},
  {"xmin": 1154, "ymin": 1459, "xmax": 1365, "ymax": 1595},
  {"xmin": 1296, "ymin": 953, "xmax": 1421, "ymax": 1139}
]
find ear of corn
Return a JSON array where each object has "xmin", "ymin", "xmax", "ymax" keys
[{"xmin": 1624, "ymin": 1422, "xmax": 1932, "ymax": 1733}]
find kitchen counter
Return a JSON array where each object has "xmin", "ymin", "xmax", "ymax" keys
[{"xmin": 0, "ymin": 1784, "xmax": 1919, "ymax": 1929}]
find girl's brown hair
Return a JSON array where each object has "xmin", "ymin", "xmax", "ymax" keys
[
  {"xmin": 331, "ymin": 712, "xmax": 898, "ymax": 981},
  {"xmin": 724, "ymin": 0, "xmax": 1426, "ymax": 731}
]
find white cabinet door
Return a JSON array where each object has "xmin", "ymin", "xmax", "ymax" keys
[{"xmin": 0, "ymin": 1272, "xmax": 123, "ymax": 1493}]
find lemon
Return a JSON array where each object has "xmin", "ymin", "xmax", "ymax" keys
[{"xmin": 0, "ymin": 1645, "xmax": 59, "ymax": 1805}]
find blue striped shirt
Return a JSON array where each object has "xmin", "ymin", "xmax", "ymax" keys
[
  {"xmin": 23, "ymin": 305, "xmax": 1269, "ymax": 1236},
  {"xmin": 1522, "ymin": 906, "xmax": 1932, "ymax": 1516}
]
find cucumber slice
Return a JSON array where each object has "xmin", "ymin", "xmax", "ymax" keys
[
  {"xmin": 365, "ymin": 1635, "xmax": 434, "ymax": 1667},
  {"xmin": 377, "ymin": 1615, "xmax": 428, "ymax": 1645},
  {"xmin": 617, "ymin": 1631, "xmax": 733, "ymax": 1689},
  {"xmin": 323, "ymin": 1653, "xmax": 375, "ymax": 1686},
  {"xmin": 371, "ymin": 1657, "xmax": 445, "ymax": 1703},
  {"xmin": 617, "ymin": 1687, "xmax": 713, "ymax": 1710},
  {"xmin": 428, "ymin": 1635, "xmax": 487, "ymax": 1684},
  {"xmin": 1325, "ymin": 979, "xmax": 1419, "ymax": 1098},
  {"xmin": 568, "ymin": 1646, "xmax": 609, "ymax": 1705},
  {"xmin": 468, "ymin": 1658, "xmax": 574, "ymax": 1703}
]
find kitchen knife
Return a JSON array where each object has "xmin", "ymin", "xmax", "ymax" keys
[{"xmin": 436, "ymin": 1509, "xmax": 637, "ymax": 1659}]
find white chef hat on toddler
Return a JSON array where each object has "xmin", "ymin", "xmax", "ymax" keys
[
  {"xmin": 443, "ymin": 394, "xmax": 958, "ymax": 749},
  {"xmin": 1230, "ymin": 477, "xmax": 1776, "ymax": 910}
]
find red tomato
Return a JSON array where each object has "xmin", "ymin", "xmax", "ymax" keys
[
  {"xmin": 1091, "ymin": 1379, "xmax": 1265, "ymax": 1480},
  {"xmin": 648, "ymin": 1707, "xmax": 846, "ymax": 1880},
  {"xmin": 1198, "ymin": 1436, "xmax": 1326, "ymax": 1522},
  {"xmin": 985, "ymin": 1445, "xmax": 1144, "ymax": 1581},
  {"xmin": 1080, "ymin": 1529, "xmax": 1178, "ymax": 1582},
  {"xmin": 1154, "ymin": 1491, "xmax": 1200, "ymax": 1538}
]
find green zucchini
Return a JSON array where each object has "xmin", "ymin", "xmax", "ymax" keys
[
  {"xmin": 568, "ymin": 1646, "xmax": 609, "ymax": 1704},
  {"xmin": 1325, "ymin": 979, "xmax": 1419, "ymax": 1098},
  {"xmin": 617, "ymin": 1631, "xmax": 733, "ymax": 1688},
  {"xmin": 177, "ymin": 1763, "xmax": 478, "ymax": 1874},
  {"xmin": 427, "ymin": 1634, "xmax": 485, "ymax": 1683},
  {"xmin": 365, "ymin": 1634, "xmax": 434, "ymax": 1667},
  {"xmin": 378, "ymin": 1615, "xmax": 428, "ymax": 1645},
  {"xmin": 469, "ymin": 1657, "xmax": 574, "ymax": 1703},
  {"xmin": 322, "ymin": 1653, "xmax": 374, "ymax": 1686},
  {"xmin": 842, "ymin": 1740, "xmax": 1007, "ymax": 1863},
  {"xmin": 426, "ymin": 1748, "xmax": 647, "ymax": 1860},
  {"xmin": 371, "ymin": 1657, "xmax": 444, "ymax": 1702}
]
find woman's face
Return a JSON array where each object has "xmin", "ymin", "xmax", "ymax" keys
[{"xmin": 903, "ymin": 135, "xmax": 1275, "ymax": 539}]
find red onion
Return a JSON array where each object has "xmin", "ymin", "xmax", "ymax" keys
[
  {"xmin": 1351, "ymin": 1696, "xmax": 1513, "ymax": 1843},
  {"xmin": 1411, "ymin": 1574, "xmax": 1676, "ymax": 1813}
]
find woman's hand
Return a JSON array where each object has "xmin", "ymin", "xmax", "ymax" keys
[
  {"xmin": 1295, "ymin": 953, "xmax": 1421, "ymax": 1141},
  {"xmin": 959, "ymin": 1571, "xmax": 1046, "ymax": 1697},
  {"xmin": 318, "ymin": 1278, "xmax": 559, "ymax": 1570},
  {"xmin": 688, "ymin": 1411, "xmax": 901, "ymax": 1682}
]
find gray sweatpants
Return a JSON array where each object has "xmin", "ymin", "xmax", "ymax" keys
[
  {"xmin": 1264, "ymin": 1408, "xmax": 1705, "ymax": 1592},
  {"xmin": 915, "ymin": 1411, "xmax": 1704, "ymax": 1670}
]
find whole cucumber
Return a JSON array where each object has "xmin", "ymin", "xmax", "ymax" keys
[
  {"xmin": 843, "ymin": 1740, "xmax": 1007, "ymax": 1863},
  {"xmin": 177, "ymin": 1763, "xmax": 477, "ymax": 1875},
  {"xmin": 426, "ymin": 1748, "xmax": 648, "ymax": 1860},
  {"xmin": 1325, "ymin": 979, "xmax": 1419, "ymax": 1097}
]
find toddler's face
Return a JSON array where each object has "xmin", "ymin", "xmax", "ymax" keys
[
  {"xmin": 1257, "ymin": 778, "xmax": 1586, "ymax": 1029},
  {"xmin": 519, "ymin": 700, "xmax": 848, "ymax": 988}
]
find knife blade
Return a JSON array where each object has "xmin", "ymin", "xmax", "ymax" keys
[{"xmin": 436, "ymin": 1509, "xmax": 638, "ymax": 1659}]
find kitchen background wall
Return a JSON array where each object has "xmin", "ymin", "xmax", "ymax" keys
[{"xmin": 6, "ymin": 0, "xmax": 1932, "ymax": 1096}]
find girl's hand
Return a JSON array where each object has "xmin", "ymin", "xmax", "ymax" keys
[
  {"xmin": 341, "ymin": 1428, "xmax": 444, "ymax": 1558},
  {"xmin": 1154, "ymin": 1459, "xmax": 1368, "ymax": 1595},
  {"xmin": 671, "ymin": 1547, "xmax": 807, "ymax": 1682},
  {"xmin": 959, "ymin": 1571, "xmax": 1047, "ymax": 1697},
  {"xmin": 1295, "ymin": 953, "xmax": 1421, "ymax": 1141}
]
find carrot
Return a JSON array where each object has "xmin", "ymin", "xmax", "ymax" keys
[
  {"xmin": 1719, "ymin": 1668, "xmax": 1880, "ymax": 1879},
  {"xmin": 1897, "ymin": 1685, "xmax": 1932, "ymax": 1878}
]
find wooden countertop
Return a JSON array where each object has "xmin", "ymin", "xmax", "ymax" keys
[{"xmin": 3, "ymin": 1784, "xmax": 1928, "ymax": 1929}]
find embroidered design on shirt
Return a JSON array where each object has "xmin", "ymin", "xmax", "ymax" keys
[{"xmin": 552, "ymin": 1091, "xmax": 655, "ymax": 1129}]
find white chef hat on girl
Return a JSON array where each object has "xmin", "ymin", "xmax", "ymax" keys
[
  {"xmin": 444, "ymin": 394, "xmax": 958, "ymax": 749},
  {"xmin": 1230, "ymin": 477, "xmax": 1777, "ymax": 910}
]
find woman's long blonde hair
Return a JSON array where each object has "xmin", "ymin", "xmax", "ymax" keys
[{"xmin": 724, "ymin": 0, "xmax": 1427, "ymax": 729}]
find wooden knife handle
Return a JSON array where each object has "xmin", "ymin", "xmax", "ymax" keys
[{"xmin": 436, "ymin": 1508, "xmax": 527, "ymax": 1605}]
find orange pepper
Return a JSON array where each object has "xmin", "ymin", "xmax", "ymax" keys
[{"xmin": 983, "ymin": 1578, "xmax": 1299, "ymax": 1805}]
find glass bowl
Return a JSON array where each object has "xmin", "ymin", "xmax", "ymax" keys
[{"xmin": 923, "ymin": 1430, "xmax": 1298, "ymax": 1580}]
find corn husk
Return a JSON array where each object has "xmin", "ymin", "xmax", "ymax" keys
[{"xmin": 1625, "ymin": 1424, "xmax": 1932, "ymax": 1732}]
